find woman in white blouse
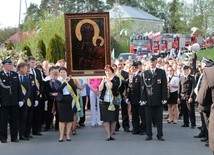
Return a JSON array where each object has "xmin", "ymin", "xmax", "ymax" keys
[{"xmin": 167, "ymin": 66, "xmax": 180, "ymax": 124}]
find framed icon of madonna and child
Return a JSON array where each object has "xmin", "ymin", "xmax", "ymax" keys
[{"xmin": 64, "ymin": 12, "xmax": 111, "ymax": 77}]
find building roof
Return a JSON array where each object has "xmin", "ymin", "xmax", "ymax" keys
[{"xmin": 109, "ymin": 5, "xmax": 164, "ymax": 23}]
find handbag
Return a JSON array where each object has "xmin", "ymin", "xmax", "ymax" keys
[{"xmin": 112, "ymin": 94, "xmax": 122, "ymax": 106}]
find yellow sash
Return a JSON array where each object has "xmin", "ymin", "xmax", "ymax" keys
[
  {"xmin": 116, "ymin": 71, "xmax": 125, "ymax": 80},
  {"xmin": 35, "ymin": 78, "xmax": 40, "ymax": 90},
  {"xmin": 66, "ymin": 82, "xmax": 81, "ymax": 112},
  {"xmin": 106, "ymin": 83, "xmax": 115, "ymax": 111},
  {"xmin": 20, "ymin": 84, "xmax": 31, "ymax": 107}
]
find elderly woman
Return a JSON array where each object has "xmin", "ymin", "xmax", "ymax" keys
[{"xmin": 99, "ymin": 65, "xmax": 120, "ymax": 141}]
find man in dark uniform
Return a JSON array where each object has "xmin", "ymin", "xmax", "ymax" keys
[
  {"xmin": 17, "ymin": 62, "xmax": 31, "ymax": 141},
  {"xmin": 178, "ymin": 65, "xmax": 196, "ymax": 128},
  {"xmin": 142, "ymin": 57, "xmax": 167, "ymax": 141},
  {"xmin": 0, "ymin": 58, "xmax": 20, "ymax": 143},
  {"xmin": 27, "ymin": 56, "xmax": 43, "ymax": 135},
  {"xmin": 26, "ymin": 64, "xmax": 38, "ymax": 139},
  {"xmin": 127, "ymin": 61, "xmax": 144, "ymax": 135},
  {"xmin": 116, "ymin": 59, "xmax": 130, "ymax": 132}
]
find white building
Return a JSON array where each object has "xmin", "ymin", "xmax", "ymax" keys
[{"xmin": 109, "ymin": 4, "xmax": 164, "ymax": 33}]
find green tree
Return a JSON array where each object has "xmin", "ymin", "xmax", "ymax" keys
[
  {"xmin": 188, "ymin": 0, "xmax": 214, "ymax": 36},
  {"xmin": 22, "ymin": 3, "xmax": 44, "ymax": 31},
  {"xmin": 46, "ymin": 34, "xmax": 65, "ymax": 63},
  {"xmin": 22, "ymin": 45, "xmax": 32, "ymax": 56},
  {"xmin": 167, "ymin": 0, "xmax": 186, "ymax": 33},
  {"xmin": 37, "ymin": 39, "xmax": 46, "ymax": 59}
]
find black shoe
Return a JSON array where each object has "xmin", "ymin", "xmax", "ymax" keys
[
  {"xmin": 201, "ymin": 138, "xmax": 208, "ymax": 142},
  {"xmin": 145, "ymin": 136, "xmax": 152, "ymax": 141},
  {"xmin": 205, "ymin": 142, "xmax": 209, "ymax": 147},
  {"xmin": 58, "ymin": 139, "xmax": 63, "ymax": 142},
  {"xmin": 28, "ymin": 135, "xmax": 33, "ymax": 138},
  {"xmin": 167, "ymin": 120, "xmax": 172, "ymax": 124},
  {"xmin": 66, "ymin": 139, "xmax": 71, "ymax": 141},
  {"xmin": 194, "ymin": 134, "xmax": 205, "ymax": 138},
  {"xmin": 181, "ymin": 124, "xmax": 189, "ymax": 127},
  {"xmin": 106, "ymin": 138, "xmax": 111, "ymax": 141},
  {"xmin": 11, "ymin": 139, "xmax": 19, "ymax": 143},
  {"xmin": 43, "ymin": 128, "xmax": 49, "ymax": 132},
  {"xmin": 197, "ymin": 126, "xmax": 202, "ymax": 130},
  {"xmin": 19, "ymin": 136, "xmax": 29, "ymax": 141},
  {"xmin": 191, "ymin": 125, "xmax": 196, "ymax": 129},
  {"xmin": 33, "ymin": 132, "xmax": 42, "ymax": 136},
  {"xmin": 1, "ymin": 139, "xmax": 7, "ymax": 143},
  {"xmin": 110, "ymin": 137, "xmax": 115, "ymax": 140},
  {"xmin": 124, "ymin": 128, "xmax": 130, "ymax": 132},
  {"xmin": 132, "ymin": 131, "xmax": 140, "ymax": 135},
  {"xmin": 157, "ymin": 136, "xmax": 165, "ymax": 141}
]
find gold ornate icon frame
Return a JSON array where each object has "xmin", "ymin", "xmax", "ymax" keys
[{"xmin": 64, "ymin": 12, "xmax": 111, "ymax": 78}]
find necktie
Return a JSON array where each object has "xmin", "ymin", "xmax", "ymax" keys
[
  {"xmin": 151, "ymin": 70, "xmax": 154, "ymax": 75},
  {"xmin": 52, "ymin": 81, "xmax": 55, "ymax": 89},
  {"xmin": 20, "ymin": 75, "xmax": 23, "ymax": 83},
  {"xmin": 6, "ymin": 72, "xmax": 10, "ymax": 77}
]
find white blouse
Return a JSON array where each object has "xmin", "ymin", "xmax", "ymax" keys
[{"xmin": 168, "ymin": 75, "xmax": 180, "ymax": 93}]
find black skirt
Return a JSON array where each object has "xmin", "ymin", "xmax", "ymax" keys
[
  {"xmin": 57, "ymin": 95, "xmax": 74, "ymax": 122},
  {"xmin": 100, "ymin": 101, "xmax": 116, "ymax": 122},
  {"xmin": 168, "ymin": 91, "xmax": 178, "ymax": 104}
]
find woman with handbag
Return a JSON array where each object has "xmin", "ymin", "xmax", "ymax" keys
[{"xmin": 99, "ymin": 65, "xmax": 120, "ymax": 141}]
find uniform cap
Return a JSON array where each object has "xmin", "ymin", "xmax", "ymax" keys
[
  {"xmin": 2, "ymin": 56, "xmax": 13, "ymax": 65},
  {"xmin": 132, "ymin": 61, "xmax": 139, "ymax": 67},
  {"xmin": 201, "ymin": 57, "xmax": 214, "ymax": 67},
  {"xmin": 150, "ymin": 57, "xmax": 157, "ymax": 62},
  {"xmin": 183, "ymin": 65, "xmax": 190, "ymax": 70}
]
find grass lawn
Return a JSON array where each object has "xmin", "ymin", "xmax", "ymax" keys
[{"xmin": 197, "ymin": 48, "xmax": 214, "ymax": 61}]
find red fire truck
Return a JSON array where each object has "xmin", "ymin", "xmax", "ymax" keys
[{"xmin": 130, "ymin": 35, "xmax": 152, "ymax": 54}]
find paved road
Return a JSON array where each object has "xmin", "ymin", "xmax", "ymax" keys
[{"xmin": 0, "ymin": 111, "xmax": 212, "ymax": 155}]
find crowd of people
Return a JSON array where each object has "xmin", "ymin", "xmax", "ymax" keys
[{"xmin": 0, "ymin": 54, "xmax": 214, "ymax": 154}]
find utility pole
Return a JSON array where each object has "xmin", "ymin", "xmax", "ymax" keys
[{"xmin": 18, "ymin": 0, "xmax": 22, "ymax": 43}]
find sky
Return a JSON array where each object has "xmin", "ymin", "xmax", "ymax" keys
[
  {"xmin": 0, "ymin": 0, "xmax": 41, "ymax": 29},
  {"xmin": 0, "ymin": 0, "xmax": 193, "ymax": 29}
]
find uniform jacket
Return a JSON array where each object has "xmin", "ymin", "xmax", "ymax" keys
[
  {"xmin": 29, "ymin": 74, "xmax": 39, "ymax": 106},
  {"xmin": 0, "ymin": 71, "xmax": 21, "ymax": 106},
  {"xmin": 118, "ymin": 70, "xmax": 129, "ymax": 96},
  {"xmin": 142, "ymin": 68, "xmax": 167, "ymax": 106},
  {"xmin": 127, "ymin": 72, "xmax": 143, "ymax": 105},
  {"xmin": 44, "ymin": 79, "xmax": 61, "ymax": 103},
  {"xmin": 178, "ymin": 74, "xmax": 195, "ymax": 100},
  {"xmin": 19, "ymin": 74, "xmax": 31, "ymax": 103}
]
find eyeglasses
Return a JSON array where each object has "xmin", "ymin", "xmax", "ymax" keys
[{"xmin": 168, "ymin": 70, "xmax": 173, "ymax": 71}]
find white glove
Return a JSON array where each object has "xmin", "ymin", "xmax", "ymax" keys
[
  {"xmin": 140, "ymin": 101, "xmax": 147, "ymax": 106},
  {"xmin": 44, "ymin": 101, "xmax": 48, "ymax": 111},
  {"xmin": 34, "ymin": 100, "xmax": 39, "ymax": 107},
  {"xmin": 162, "ymin": 100, "xmax": 167, "ymax": 104},
  {"xmin": 19, "ymin": 101, "xmax": 24, "ymax": 107},
  {"xmin": 125, "ymin": 98, "xmax": 129, "ymax": 104}
]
